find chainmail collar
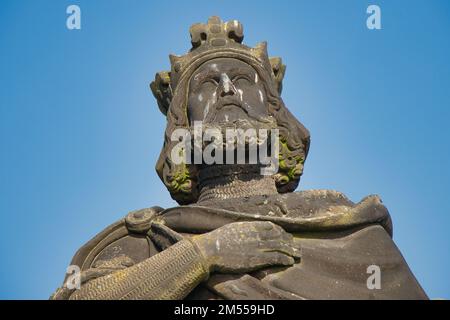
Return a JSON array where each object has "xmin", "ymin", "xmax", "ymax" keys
[{"xmin": 197, "ymin": 164, "xmax": 278, "ymax": 203}]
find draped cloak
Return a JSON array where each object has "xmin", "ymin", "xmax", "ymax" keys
[{"xmin": 56, "ymin": 190, "xmax": 428, "ymax": 300}]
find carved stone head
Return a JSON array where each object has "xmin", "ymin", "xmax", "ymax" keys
[{"xmin": 151, "ymin": 16, "xmax": 310, "ymax": 204}]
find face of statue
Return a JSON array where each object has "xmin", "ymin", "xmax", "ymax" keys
[{"xmin": 188, "ymin": 58, "xmax": 274, "ymax": 129}]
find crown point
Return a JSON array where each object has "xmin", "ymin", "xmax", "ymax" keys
[
  {"xmin": 169, "ymin": 54, "xmax": 182, "ymax": 72},
  {"xmin": 208, "ymin": 16, "xmax": 222, "ymax": 25},
  {"xmin": 224, "ymin": 19, "xmax": 243, "ymax": 43},
  {"xmin": 253, "ymin": 41, "xmax": 268, "ymax": 57},
  {"xmin": 255, "ymin": 41, "xmax": 267, "ymax": 50}
]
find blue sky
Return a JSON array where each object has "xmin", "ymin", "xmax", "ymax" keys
[{"xmin": 1, "ymin": 0, "xmax": 449, "ymax": 299}]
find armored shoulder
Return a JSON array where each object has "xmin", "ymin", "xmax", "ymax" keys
[{"xmin": 69, "ymin": 206, "xmax": 164, "ymax": 273}]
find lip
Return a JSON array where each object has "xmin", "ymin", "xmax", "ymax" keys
[
  {"xmin": 217, "ymin": 102, "xmax": 241, "ymax": 109},
  {"xmin": 222, "ymin": 102, "xmax": 240, "ymax": 108}
]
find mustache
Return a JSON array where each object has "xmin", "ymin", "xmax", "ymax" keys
[
  {"xmin": 205, "ymin": 96, "xmax": 274, "ymax": 124},
  {"xmin": 215, "ymin": 95, "xmax": 242, "ymax": 110},
  {"xmin": 203, "ymin": 96, "xmax": 241, "ymax": 122}
]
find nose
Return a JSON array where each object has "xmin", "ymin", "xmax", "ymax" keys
[{"xmin": 218, "ymin": 73, "xmax": 237, "ymax": 97}]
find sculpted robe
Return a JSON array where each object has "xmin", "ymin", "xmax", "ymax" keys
[{"xmin": 52, "ymin": 190, "xmax": 427, "ymax": 300}]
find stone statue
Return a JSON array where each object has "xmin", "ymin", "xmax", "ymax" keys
[{"xmin": 51, "ymin": 17, "xmax": 427, "ymax": 300}]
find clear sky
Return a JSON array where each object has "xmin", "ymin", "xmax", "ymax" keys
[{"xmin": 1, "ymin": 0, "xmax": 449, "ymax": 299}]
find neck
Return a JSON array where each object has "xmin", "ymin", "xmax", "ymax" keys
[{"xmin": 197, "ymin": 164, "xmax": 278, "ymax": 203}]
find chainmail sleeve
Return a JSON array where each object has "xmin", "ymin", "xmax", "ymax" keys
[{"xmin": 68, "ymin": 238, "xmax": 210, "ymax": 300}]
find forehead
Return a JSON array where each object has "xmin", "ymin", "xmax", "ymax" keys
[{"xmin": 192, "ymin": 58, "xmax": 256, "ymax": 78}]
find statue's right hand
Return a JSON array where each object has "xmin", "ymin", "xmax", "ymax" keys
[{"xmin": 192, "ymin": 221, "xmax": 301, "ymax": 273}]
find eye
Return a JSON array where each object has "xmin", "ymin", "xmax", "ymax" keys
[
  {"xmin": 194, "ymin": 78, "xmax": 218, "ymax": 93},
  {"xmin": 232, "ymin": 75, "xmax": 252, "ymax": 86},
  {"xmin": 201, "ymin": 77, "xmax": 219, "ymax": 86}
]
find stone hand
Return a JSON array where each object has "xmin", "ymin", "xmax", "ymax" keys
[{"xmin": 192, "ymin": 221, "xmax": 301, "ymax": 273}]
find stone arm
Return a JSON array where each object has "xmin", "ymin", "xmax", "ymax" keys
[
  {"xmin": 51, "ymin": 221, "xmax": 300, "ymax": 300},
  {"xmin": 66, "ymin": 239, "xmax": 208, "ymax": 300}
]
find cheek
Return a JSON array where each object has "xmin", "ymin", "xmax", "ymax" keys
[
  {"xmin": 188, "ymin": 95, "xmax": 203, "ymax": 121},
  {"xmin": 241, "ymin": 86, "xmax": 266, "ymax": 107},
  {"xmin": 256, "ymin": 88, "xmax": 265, "ymax": 104},
  {"xmin": 254, "ymin": 83, "xmax": 267, "ymax": 103},
  {"xmin": 188, "ymin": 91, "xmax": 218, "ymax": 122},
  {"xmin": 253, "ymin": 84, "xmax": 268, "ymax": 107}
]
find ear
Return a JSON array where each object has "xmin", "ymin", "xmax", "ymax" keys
[
  {"xmin": 150, "ymin": 71, "xmax": 172, "ymax": 115},
  {"xmin": 269, "ymin": 57, "xmax": 286, "ymax": 95}
]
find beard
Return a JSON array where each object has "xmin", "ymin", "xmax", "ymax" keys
[
  {"xmin": 190, "ymin": 97, "xmax": 277, "ymax": 146},
  {"xmin": 184, "ymin": 114, "xmax": 279, "ymax": 167}
]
